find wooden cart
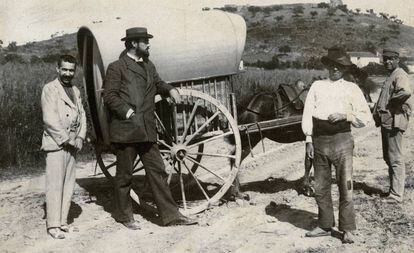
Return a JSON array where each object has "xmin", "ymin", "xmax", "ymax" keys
[{"xmin": 77, "ymin": 7, "xmax": 302, "ymax": 215}]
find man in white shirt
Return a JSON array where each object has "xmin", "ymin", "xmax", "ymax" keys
[{"xmin": 301, "ymin": 47, "xmax": 371, "ymax": 243}]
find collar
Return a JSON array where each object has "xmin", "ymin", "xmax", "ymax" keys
[
  {"xmin": 58, "ymin": 77, "xmax": 73, "ymax": 88},
  {"xmin": 127, "ymin": 52, "xmax": 143, "ymax": 62},
  {"xmin": 327, "ymin": 78, "xmax": 344, "ymax": 84}
]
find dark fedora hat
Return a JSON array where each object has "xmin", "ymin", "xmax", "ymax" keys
[
  {"xmin": 321, "ymin": 46, "xmax": 353, "ymax": 67},
  {"xmin": 382, "ymin": 48, "xmax": 399, "ymax": 58},
  {"xmin": 121, "ymin": 27, "xmax": 153, "ymax": 41}
]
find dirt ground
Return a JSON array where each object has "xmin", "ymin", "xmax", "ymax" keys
[{"xmin": 1, "ymin": 116, "xmax": 414, "ymax": 253}]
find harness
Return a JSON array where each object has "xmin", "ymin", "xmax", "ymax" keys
[{"xmin": 243, "ymin": 85, "xmax": 308, "ymax": 119}]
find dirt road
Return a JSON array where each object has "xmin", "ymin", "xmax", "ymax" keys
[{"xmin": 1, "ymin": 120, "xmax": 414, "ymax": 253}]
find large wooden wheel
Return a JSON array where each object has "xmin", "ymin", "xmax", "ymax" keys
[{"xmin": 95, "ymin": 89, "xmax": 241, "ymax": 215}]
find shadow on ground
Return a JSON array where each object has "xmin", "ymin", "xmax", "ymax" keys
[
  {"xmin": 265, "ymin": 201, "xmax": 317, "ymax": 230},
  {"xmin": 240, "ymin": 176, "xmax": 310, "ymax": 196}
]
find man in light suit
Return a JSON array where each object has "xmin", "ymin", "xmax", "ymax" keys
[
  {"xmin": 41, "ymin": 55, "xmax": 87, "ymax": 239},
  {"xmin": 103, "ymin": 27, "xmax": 197, "ymax": 229}
]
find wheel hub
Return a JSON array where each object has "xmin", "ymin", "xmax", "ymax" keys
[{"xmin": 171, "ymin": 144, "xmax": 187, "ymax": 161}]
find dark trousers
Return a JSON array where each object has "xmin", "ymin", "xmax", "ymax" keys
[
  {"xmin": 113, "ymin": 142, "xmax": 180, "ymax": 225},
  {"xmin": 313, "ymin": 132, "xmax": 356, "ymax": 231},
  {"xmin": 381, "ymin": 127, "xmax": 405, "ymax": 200}
]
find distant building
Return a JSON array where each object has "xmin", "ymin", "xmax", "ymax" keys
[
  {"xmin": 405, "ymin": 60, "xmax": 414, "ymax": 74},
  {"xmin": 348, "ymin": 51, "xmax": 380, "ymax": 68}
]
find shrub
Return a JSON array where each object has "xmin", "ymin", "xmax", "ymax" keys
[
  {"xmin": 279, "ymin": 45, "xmax": 291, "ymax": 53},
  {"xmin": 4, "ymin": 54, "xmax": 26, "ymax": 63},
  {"xmin": 221, "ymin": 6, "xmax": 237, "ymax": 13},
  {"xmin": 275, "ymin": 15, "xmax": 284, "ymax": 22},
  {"xmin": 337, "ymin": 4, "xmax": 348, "ymax": 13},
  {"xmin": 364, "ymin": 41, "xmax": 377, "ymax": 54},
  {"xmin": 310, "ymin": 11, "xmax": 318, "ymax": 18},
  {"xmin": 7, "ymin": 41, "xmax": 18, "ymax": 52},
  {"xmin": 272, "ymin": 5, "xmax": 283, "ymax": 11},
  {"xmin": 292, "ymin": 5, "xmax": 304, "ymax": 16},
  {"xmin": 317, "ymin": 2, "xmax": 330, "ymax": 8}
]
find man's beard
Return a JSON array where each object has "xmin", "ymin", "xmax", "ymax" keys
[{"xmin": 136, "ymin": 48, "xmax": 149, "ymax": 58}]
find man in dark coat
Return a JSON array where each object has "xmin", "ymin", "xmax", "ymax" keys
[{"xmin": 103, "ymin": 27, "xmax": 197, "ymax": 229}]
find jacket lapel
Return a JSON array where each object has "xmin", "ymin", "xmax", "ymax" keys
[
  {"xmin": 54, "ymin": 79, "xmax": 76, "ymax": 109},
  {"xmin": 122, "ymin": 55, "xmax": 148, "ymax": 81}
]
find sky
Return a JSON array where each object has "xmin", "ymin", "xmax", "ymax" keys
[{"xmin": 1, "ymin": 0, "xmax": 414, "ymax": 45}]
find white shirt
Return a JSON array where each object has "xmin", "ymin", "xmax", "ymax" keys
[{"xmin": 301, "ymin": 78, "xmax": 371, "ymax": 142}]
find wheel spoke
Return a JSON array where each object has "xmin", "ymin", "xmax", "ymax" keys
[
  {"xmin": 157, "ymin": 139, "xmax": 173, "ymax": 149},
  {"xmin": 132, "ymin": 158, "xmax": 144, "ymax": 174},
  {"xmin": 172, "ymin": 104, "xmax": 179, "ymax": 143},
  {"xmin": 166, "ymin": 160, "xmax": 176, "ymax": 185},
  {"xmin": 187, "ymin": 131, "xmax": 233, "ymax": 149},
  {"xmin": 183, "ymin": 111, "xmax": 220, "ymax": 145},
  {"xmin": 187, "ymin": 152, "xmax": 235, "ymax": 159},
  {"xmin": 185, "ymin": 156, "xmax": 226, "ymax": 182},
  {"xmin": 154, "ymin": 111, "xmax": 173, "ymax": 142},
  {"xmin": 104, "ymin": 160, "xmax": 117, "ymax": 170},
  {"xmin": 180, "ymin": 99, "xmax": 202, "ymax": 143},
  {"xmin": 178, "ymin": 162, "xmax": 187, "ymax": 211},
  {"xmin": 182, "ymin": 161, "xmax": 211, "ymax": 201}
]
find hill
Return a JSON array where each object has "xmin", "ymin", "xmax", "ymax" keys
[
  {"xmin": 220, "ymin": 3, "xmax": 414, "ymax": 67},
  {"xmin": 1, "ymin": 3, "xmax": 414, "ymax": 68}
]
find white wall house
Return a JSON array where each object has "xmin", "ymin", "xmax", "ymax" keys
[
  {"xmin": 405, "ymin": 61, "xmax": 414, "ymax": 74},
  {"xmin": 348, "ymin": 52, "xmax": 381, "ymax": 68}
]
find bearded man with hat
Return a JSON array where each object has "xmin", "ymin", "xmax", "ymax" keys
[
  {"xmin": 301, "ymin": 46, "xmax": 371, "ymax": 243},
  {"xmin": 373, "ymin": 48, "xmax": 412, "ymax": 203},
  {"xmin": 103, "ymin": 27, "xmax": 197, "ymax": 229}
]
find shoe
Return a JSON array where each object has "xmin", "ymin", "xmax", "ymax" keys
[
  {"xmin": 342, "ymin": 231, "xmax": 355, "ymax": 244},
  {"xmin": 47, "ymin": 227, "xmax": 65, "ymax": 239},
  {"xmin": 381, "ymin": 195, "xmax": 402, "ymax": 204},
  {"xmin": 121, "ymin": 220, "xmax": 141, "ymax": 230},
  {"xmin": 305, "ymin": 227, "xmax": 331, "ymax": 237},
  {"xmin": 60, "ymin": 225, "xmax": 69, "ymax": 232},
  {"xmin": 165, "ymin": 216, "xmax": 198, "ymax": 226}
]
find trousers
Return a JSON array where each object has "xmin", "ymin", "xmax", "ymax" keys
[
  {"xmin": 113, "ymin": 142, "xmax": 180, "ymax": 225},
  {"xmin": 45, "ymin": 148, "xmax": 76, "ymax": 228},
  {"xmin": 381, "ymin": 127, "xmax": 406, "ymax": 200},
  {"xmin": 313, "ymin": 132, "xmax": 356, "ymax": 231}
]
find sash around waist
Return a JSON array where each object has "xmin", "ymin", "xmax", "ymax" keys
[{"xmin": 312, "ymin": 117, "xmax": 351, "ymax": 136}]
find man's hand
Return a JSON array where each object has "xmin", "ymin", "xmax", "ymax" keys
[
  {"xmin": 168, "ymin": 89, "xmax": 181, "ymax": 104},
  {"xmin": 62, "ymin": 139, "xmax": 76, "ymax": 151},
  {"xmin": 74, "ymin": 137, "xmax": 83, "ymax": 151},
  {"xmin": 305, "ymin": 142, "xmax": 314, "ymax": 159},
  {"xmin": 328, "ymin": 113, "xmax": 346, "ymax": 123}
]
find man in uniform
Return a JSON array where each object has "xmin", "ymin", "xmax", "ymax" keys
[
  {"xmin": 103, "ymin": 27, "xmax": 197, "ymax": 229},
  {"xmin": 373, "ymin": 48, "xmax": 412, "ymax": 203},
  {"xmin": 41, "ymin": 55, "xmax": 87, "ymax": 239},
  {"xmin": 302, "ymin": 47, "xmax": 371, "ymax": 243}
]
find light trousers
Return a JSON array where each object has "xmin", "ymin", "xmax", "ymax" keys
[
  {"xmin": 381, "ymin": 127, "xmax": 406, "ymax": 200},
  {"xmin": 45, "ymin": 148, "xmax": 76, "ymax": 228}
]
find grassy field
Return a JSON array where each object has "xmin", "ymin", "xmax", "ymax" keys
[{"xmin": 0, "ymin": 60, "xmax": 326, "ymax": 174}]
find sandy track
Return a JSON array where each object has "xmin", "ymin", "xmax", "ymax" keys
[{"xmin": 1, "ymin": 121, "xmax": 414, "ymax": 253}]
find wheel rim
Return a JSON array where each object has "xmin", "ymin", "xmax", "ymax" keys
[{"xmin": 155, "ymin": 89, "xmax": 241, "ymax": 215}]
